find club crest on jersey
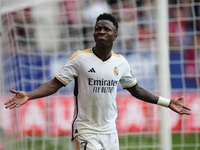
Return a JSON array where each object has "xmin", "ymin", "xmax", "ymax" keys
[{"xmin": 114, "ymin": 66, "xmax": 119, "ymax": 76}]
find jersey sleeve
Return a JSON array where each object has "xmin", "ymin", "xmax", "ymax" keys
[
  {"xmin": 120, "ymin": 60, "xmax": 137, "ymax": 89},
  {"xmin": 55, "ymin": 51, "xmax": 79, "ymax": 86}
]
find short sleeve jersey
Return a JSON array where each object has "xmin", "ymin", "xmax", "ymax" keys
[{"xmin": 56, "ymin": 48, "xmax": 137, "ymax": 140}]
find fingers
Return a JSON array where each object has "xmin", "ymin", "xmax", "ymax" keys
[
  {"xmin": 5, "ymin": 89, "xmax": 20, "ymax": 109},
  {"xmin": 179, "ymin": 103, "xmax": 191, "ymax": 115},
  {"xmin": 10, "ymin": 89, "xmax": 18, "ymax": 94},
  {"xmin": 7, "ymin": 103, "xmax": 15, "ymax": 109},
  {"xmin": 5, "ymin": 99, "xmax": 21, "ymax": 109},
  {"xmin": 9, "ymin": 103, "xmax": 20, "ymax": 109},
  {"xmin": 183, "ymin": 105, "xmax": 191, "ymax": 111},
  {"xmin": 5, "ymin": 99, "xmax": 16, "ymax": 109},
  {"xmin": 178, "ymin": 96, "xmax": 184, "ymax": 100},
  {"xmin": 181, "ymin": 109, "xmax": 191, "ymax": 115},
  {"xmin": 4, "ymin": 99, "xmax": 13, "ymax": 105},
  {"xmin": 177, "ymin": 96, "xmax": 192, "ymax": 114},
  {"xmin": 5, "ymin": 100, "xmax": 14, "ymax": 109}
]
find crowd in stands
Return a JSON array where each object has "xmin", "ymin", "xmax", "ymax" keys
[{"xmin": 2, "ymin": 0, "xmax": 200, "ymax": 90}]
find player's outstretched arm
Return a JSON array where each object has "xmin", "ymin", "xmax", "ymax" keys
[
  {"xmin": 5, "ymin": 78, "xmax": 64, "ymax": 109},
  {"xmin": 126, "ymin": 84, "xmax": 191, "ymax": 115}
]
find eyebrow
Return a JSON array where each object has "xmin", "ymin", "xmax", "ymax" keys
[
  {"xmin": 96, "ymin": 22, "xmax": 114, "ymax": 28},
  {"xmin": 95, "ymin": 21, "xmax": 117, "ymax": 32}
]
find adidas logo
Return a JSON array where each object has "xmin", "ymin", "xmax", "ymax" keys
[
  {"xmin": 88, "ymin": 68, "xmax": 96, "ymax": 73},
  {"xmin": 75, "ymin": 129, "xmax": 78, "ymax": 133}
]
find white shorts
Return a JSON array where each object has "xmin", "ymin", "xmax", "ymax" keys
[{"xmin": 72, "ymin": 133, "xmax": 119, "ymax": 150}]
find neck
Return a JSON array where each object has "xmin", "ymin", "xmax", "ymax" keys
[{"xmin": 93, "ymin": 46, "xmax": 112, "ymax": 61}]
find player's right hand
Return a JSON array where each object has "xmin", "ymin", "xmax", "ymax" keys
[{"xmin": 5, "ymin": 89, "xmax": 29, "ymax": 109}]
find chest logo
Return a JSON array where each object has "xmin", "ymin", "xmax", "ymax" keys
[
  {"xmin": 114, "ymin": 66, "xmax": 119, "ymax": 76},
  {"xmin": 88, "ymin": 68, "xmax": 96, "ymax": 73}
]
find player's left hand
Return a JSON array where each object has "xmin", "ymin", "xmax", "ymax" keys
[{"xmin": 168, "ymin": 96, "xmax": 191, "ymax": 115}]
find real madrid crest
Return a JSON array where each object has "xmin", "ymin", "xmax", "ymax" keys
[{"xmin": 114, "ymin": 66, "xmax": 119, "ymax": 76}]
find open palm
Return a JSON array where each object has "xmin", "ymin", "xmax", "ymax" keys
[
  {"xmin": 5, "ymin": 89, "xmax": 29, "ymax": 109},
  {"xmin": 169, "ymin": 96, "xmax": 191, "ymax": 115}
]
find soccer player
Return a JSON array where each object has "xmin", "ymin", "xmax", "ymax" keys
[{"xmin": 5, "ymin": 13, "xmax": 191, "ymax": 150}]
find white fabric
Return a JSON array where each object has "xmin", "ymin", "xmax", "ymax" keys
[
  {"xmin": 73, "ymin": 133, "xmax": 119, "ymax": 150},
  {"xmin": 157, "ymin": 96, "xmax": 171, "ymax": 107},
  {"xmin": 56, "ymin": 48, "xmax": 137, "ymax": 138}
]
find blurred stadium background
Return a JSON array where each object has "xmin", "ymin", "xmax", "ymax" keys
[{"xmin": 0, "ymin": 0, "xmax": 200, "ymax": 150}]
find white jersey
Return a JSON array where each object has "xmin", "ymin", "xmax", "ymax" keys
[{"xmin": 56, "ymin": 48, "xmax": 137, "ymax": 140}]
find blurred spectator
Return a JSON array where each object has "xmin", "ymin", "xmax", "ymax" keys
[
  {"xmin": 59, "ymin": 0, "xmax": 80, "ymax": 25},
  {"xmin": 138, "ymin": 24, "xmax": 153, "ymax": 43},
  {"xmin": 31, "ymin": 2, "xmax": 60, "ymax": 52},
  {"xmin": 126, "ymin": 24, "xmax": 158, "ymax": 91},
  {"xmin": 82, "ymin": 0, "xmax": 111, "ymax": 48},
  {"xmin": 197, "ymin": 34, "xmax": 200, "ymax": 87},
  {"xmin": 58, "ymin": 0, "xmax": 83, "ymax": 51},
  {"xmin": 107, "ymin": 0, "xmax": 120, "ymax": 21},
  {"xmin": 82, "ymin": 0, "xmax": 111, "ymax": 24},
  {"xmin": 1, "ymin": 13, "xmax": 16, "ymax": 55},
  {"xmin": 168, "ymin": 0, "xmax": 198, "ymax": 88},
  {"xmin": 169, "ymin": 7, "xmax": 188, "ymax": 47},
  {"xmin": 169, "ymin": 0, "xmax": 194, "ymax": 48},
  {"xmin": 114, "ymin": 0, "xmax": 136, "ymax": 54},
  {"xmin": 138, "ymin": 0, "xmax": 156, "ymax": 32},
  {"xmin": 121, "ymin": 0, "xmax": 135, "ymax": 22},
  {"xmin": 184, "ymin": 34, "xmax": 200, "ymax": 88},
  {"xmin": 114, "ymin": 0, "xmax": 158, "ymax": 91},
  {"xmin": 180, "ymin": 0, "xmax": 193, "ymax": 18},
  {"xmin": 194, "ymin": 0, "xmax": 200, "ymax": 31},
  {"xmin": 12, "ymin": 8, "xmax": 35, "ymax": 52}
]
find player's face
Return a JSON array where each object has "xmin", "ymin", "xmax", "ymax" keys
[{"xmin": 93, "ymin": 20, "xmax": 117, "ymax": 47}]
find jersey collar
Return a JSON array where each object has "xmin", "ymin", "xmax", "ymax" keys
[{"xmin": 91, "ymin": 47, "xmax": 112, "ymax": 62}]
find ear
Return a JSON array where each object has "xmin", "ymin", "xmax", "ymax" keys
[{"xmin": 113, "ymin": 33, "xmax": 117, "ymax": 41}]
